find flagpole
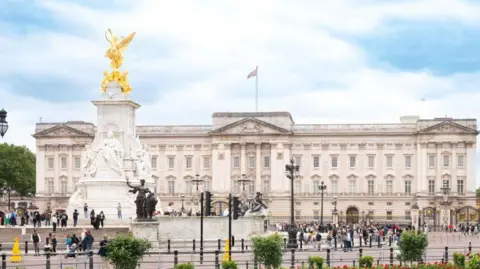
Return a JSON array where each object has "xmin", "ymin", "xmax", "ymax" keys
[{"xmin": 255, "ymin": 65, "xmax": 258, "ymax": 112}]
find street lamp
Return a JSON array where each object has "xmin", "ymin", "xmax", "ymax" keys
[
  {"xmin": 2, "ymin": 179, "xmax": 15, "ymax": 211},
  {"xmin": 318, "ymin": 181, "xmax": 327, "ymax": 232},
  {"xmin": 191, "ymin": 174, "xmax": 204, "ymax": 191},
  {"xmin": 0, "ymin": 109, "xmax": 8, "ymax": 138},
  {"xmin": 238, "ymin": 173, "xmax": 250, "ymax": 192},
  {"xmin": 181, "ymin": 195, "xmax": 185, "ymax": 212},
  {"xmin": 285, "ymin": 157, "xmax": 300, "ymax": 250}
]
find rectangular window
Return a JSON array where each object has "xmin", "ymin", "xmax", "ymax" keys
[
  {"xmin": 331, "ymin": 181, "xmax": 338, "ymax": 195},
  {"xmin": 47, "ymin": 157, "xmax": 54, "ymax": 169},
  {"xmin": 368, "ymin": 155, "xmax": 375, "ymax": 168},
  {"xmin": 331, "ymin": 156, "xmax": 338, "ymax": 168},
  {"xmin": 405, "ymin": 155, "xmax": 412, "ymax": 168},
  {"xmin": 204, "ymin": 181, "xmax": 211, "ymax": 191},
  {"xmin": 313, "ymin": 210, "xmax": 319, "ymax": 220},
  {"xmin": 428, "ymin": 179, "xmax": 435, "ymax": 195},
  {"xmin": 387, "ymin": 202, "xmax": 392, "ymax": 206},
  {"xmin": 151, "ymin": 156, "xmax": 157, "ymax": 169},
  {"xmin": 312, "ymin": 156, "xmax": 319, "ymax": 168},
  {"xmin": 249, "ymin": 156, "xmax": 255, "ymax": 168},
  {"xmin": 386, "ymin": 211, "xmax": 393, "ymax": 221},
  {"xmin": 233, "ymin": 156, "xmax": 240, "ymax": 168},
  {"xmin": 60, "ymin": 181, "xmax": 68, "ymax": 195},
  {"xmin": 386, "ymin": 155, "xmax": 393, "ymax": 168},
  {"xmin": 386, "ymin": 180, "xmax": 393, "ymax": 195},
  {"xmin": 368, "ymin": 210, "xmax": 374, "ymax": 220},
  {"xmin": 457, "ymin": 178, "xmax": 465, "ymax": 195},
  {"xmin": 61, "ymin": 157, "xmax": 67, "ymax": 169},
  {"xmin": 349, "ymin": 180, "xmax": 356, "ymax": 194},
  {"xmin": 295, "ymin": 181, "xmax": 302, "ymax": 194},
  {"xmin": 263, "ymin": 156, "xmax": 270, "ymax": 168},
  {"xmin": 248, "ymin": 183, "xmax": 255, "ymax": 195},
  {"xmin": 185, "ymin": 156, "xmax": 193, "ymax": 169},
  {"xmin": 349, "ymin": 155, "xmax": 356, "ymax": 168},
  {"xmin": 443, "ymin": 179, "xmax": 450, "ymax": 189},
  {"xmin": 74, "ymin": 157, "xmax": 81, "ymax": 169},
  {"xmin": 47, "ymin": 180, "xmax": 54, "ymax": 195},
  {"xmin": 168, "ymin": 156, "xmax": 175, "ymax": 169},
  {"xmin": 168, "ymin": 181, "xmax": 175, "ymax": 195},
  {"xmin": 312, "ymin": 180, "xmax": 319, "ymax": 193},
  {"xmin": 457, "ymin": 155, "xmax": 464, "ymax": 167},
  {"xmin": 203, "ymin": 156, "xmax": 210, "ymax": 169},
  {"xmin": 428, "ymin": 155, "xmax": 436, "ymax": 167},
  {"xmin": 405, "ymin": 181, "xmax": 412, "ymax": 195},
  {"xmin": 443, "ymin": 155, "xmax": 450, "ymax": 167},
  {"xmin": 295, "ymin": 210, "xmax": 301, "ymax": 220},
  {"xmin": 233, "ymin": 181, "xmax": 240, "ymax": 194},
  {"xmin": 405, "ymin": 211, "xmax": 411, "ymax": 221},
  {"xmin": 186, "ymin": 182, "xmax": 192, "ymax": 195},
  {"xmin": 263, "ymin": 180, "xmax": 271, "ymax": 194},
  {"xmin": 368, "ymin": 180, "xmax": 375, "ymax": 195},
  {"xmin": 368, "ymin": 202, "xmax": 374, "ymax": 206},
  {"xmin": 295, "ymin": 155, "xmax": 302, "ymax": 167}
]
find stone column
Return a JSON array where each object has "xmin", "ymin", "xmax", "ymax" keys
[
  {"xmin": 411, "ymin": 208, "xmax": 419, "ymax": 230},
  {"xmin": 36, "ymin": 146, "xmax": 46, "ymax": 196},
  {"xmin": 436, "ymin": 142, "xmax": 441, "ymax": 192},
  {"xmin": 451, "ymin": 142, "xmax": 457, "ymax": 193},
  {"xmin": 68, "ymin": 145, "xmax": 73, "ymax": 194},
  {"xmin": 240, "ymin": 143, "xmax": 246, "ymax": 175},
  {"xmin": 466, "ymin": 142, "xmax": 476, "ymax": 194},
  {"xmin": 54, "ymin": 145, "xmax": 59, "ymax": 194},
  {"xmin": 255, "ymin": 143, "xmax": 261, "ymax": 193}
]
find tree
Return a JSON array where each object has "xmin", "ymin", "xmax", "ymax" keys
[
  {"xmin": 397, "ymin": 231, "xmax": 428, "ymax": 266},
  {"xmin": 251, "ymin": 233, "xmax": 283, "ymax": 269},
  {"xmin": 106, "ymin": 235, "xmax": 152, "ymax": 269},
  {"xmin": 0, "ymin": 143, "xmax": 36, "ymax": 196},
  {"xmin": 476, "ymin": 187, "xmax": 480, "ymax": 198}
]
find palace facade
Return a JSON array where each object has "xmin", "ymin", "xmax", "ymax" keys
[{"xmin": 33, "ymin": 112, "xmax": 479, "ymax": 226}]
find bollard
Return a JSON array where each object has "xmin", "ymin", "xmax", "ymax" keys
[
  {"xmin": 302, "ymin": 261, "xmax": 305, "ymax": 268},
  {"xmin": 378, "ymin": 237, "xmax": 381, "ymax": 248},
  {"xmin": 1, "ymin": 254, "xmax": 6, "ymax": 269},
  {"xmin": 0, "ymin": 244, "xmax": 2, "ymax": 252},
  {"xmin": 218, "ymin": 239, "xmax": 221, "ymax": 251},
  {"xmin": 469, "ymin": 242, "xmax": 472, "ymax": 253},
  {"xmin": 359, "ymin": 248, "xmax": 363, "ymax": 259},
  {"xmin": 445, "ymin": 246, "xmax": 449, "ymax": 262},
  {"xmin": 369, "ymin": 236, "xmax": 372, "ymax": 248},
  {"xmin": 215, "ymin": 250, "xmax": 219, "ymax": 269},
  {"xmin": 389, "ymin": 236, "xmax": 392, "ymax": 246},
  {"xmin": 25, "ymin": 241, "xmax": 28, "ymax": 254},
  {"xmin": 390, "ymin": 248, "xmax": 394, "ymax": 266},
  {"xmin": 46, "ymin": 253, "xmax": 51, "ymax": 269},
  {"xmin": 284, "ymin": 238, "xmax": 287, "ymax": 248},
  {"xmin": 300, "ymin": 239, "xmax": 303, "ymax": 250},
  {"xmin": 193, "ymin": 239, "xmax": 196, "ymax": 253},
  {"xmin": 167, "ymin": 239, "xmax": 171, "ymax": 253},
  {"xmin": 174, "ymin": 250, "xmax": 178, "ymax": 266},
  {"xmin": 334, "ymin": 237, "xmax": 338, "ymax": 250},
  {"xmin": 254, "ymin": 253, "xmax": 258, "ymax": 269},
  {"xmin": 359, "ymin": 235, "xmax": 362, "ymax": 247},
  {"xmin": 89, "ymin": 252, "xmax": 94, "ymax": 269},
  {"xmin": 241, "ymin": 239, "xmax": 245, "ymax": 253},
  {"xmin": 326, "ymin": 248, "xmax": 331, "ymax": 267},
  {"xmin": 377, "ymin": 259, "xmax": 380, "ymax": 266},
  {"xmin": 246, "ymin": 261, "xmax": 249, "ymax": 269},
  {"xmin": 353, "ymin": 260, "xmax": 356, "ymax": 267},
  {"xmin": 291, "ymin": 249, "xmax": 295, "ymax": 269}
]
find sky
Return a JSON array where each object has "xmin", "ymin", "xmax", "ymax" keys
[{"xmin": 1, "ymin": 0, "xmax": 480, "ymax": 184}]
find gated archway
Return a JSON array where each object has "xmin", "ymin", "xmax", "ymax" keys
[
  {"xmin": 346, "ymin": 206, "xmax": 360, "ymax": 224},
  {"xmin": 212, "ymin": 200, "xmax": 228, "ymax": 216},
  {"xmin": 456, "ymin": 206, "xmax": 479, "ymax": 225},
  {"xmin": 423, "ymin": 207, "xmax": 437, "ymax": 227}
]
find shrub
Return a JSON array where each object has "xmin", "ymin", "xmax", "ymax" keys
[
  {"xmin": 222, "ymin": 260, "xmax": 238, "ymax": 269},
  {"xmin": 397, "ymin": 231, "xmax": 428, "ymax": 266},
  {"xmin": 174, "ymin": 263, "xmax": 194, "ymax": 269},
  {"xmin": 308, "ymin": 256, "xmax": 324, "ymax": 269},
  {"xmin": 359, "ymin": 256, "xmax": 374, "ymax": 268},
  {"xmin": 251, "ymin": 233, "xmax": 283, "ymax": 269},
  {"xmin": 105, "ymin": 235, "xmax": 152, "ymax": 269},
  {"xmin": 467, "ymin": 253, "xmax": 480, "ymax": 269},
  {"xmin": 454, "ymin": 252, "xmax": 466, "ymax": 268}
]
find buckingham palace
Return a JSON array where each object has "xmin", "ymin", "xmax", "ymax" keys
[{"xmin": 32, "ymin": 111, "xmax": 479, "ymax": 226}]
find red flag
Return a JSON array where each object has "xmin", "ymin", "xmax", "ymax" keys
[{"xmin": 247, "ymin": 67, "xmax": 257, "ymax": 79}]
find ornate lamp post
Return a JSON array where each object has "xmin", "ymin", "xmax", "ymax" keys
[
  {"xmin": 2, "ymin": 174, "xmax": 15, "ymax": 211},
  {"xmin": 0, "ymin": 109, "xmax": 8, "ymax": 138},
  {"xmin": 440, "ymin": 182, "xmax": 451, "ymax": 227},
  {"xmin": 238, "ymin": 173, "xmax": 251, "ymax": 192},
  {"xmin": 191, "ymin": 174, "xmax": 204, "ymax": 191},
  {"xmin": 285, "ymin": 158, "xmax": 300, "ymax": 250},
  {"xmin": 318, "ymin": 181, "xmax": 327, "ymax": 232}
]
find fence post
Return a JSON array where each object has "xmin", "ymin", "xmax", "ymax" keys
[
  {"xmin": 174, "ymin": 250, "xmax": 178, "ymax": 266},
  {"xmin": 389, "ymin": 236, "xmax": 392, "ymax": 247},
  {"xmin": 353, "ymin": 260, "xmax": 356, "ymax": 267},
  {"xmin": 369, "ymin": 236, "xmax": 372, "ymax": 248},
  {"xmin": 218, "ymin": 239, "xmax": 221, "ymax": 251},
  {"xmin": 89, "ymin": 252, "xmax": 94, "ymax": 269},
  {"xmin": 215, "ymin": 250, "xmax": 219, "ymax": 269},
  {"xmin": 378, "ymin": 237, "xmax": 381, "ymax": 248},
  {"xmin": 167, "ymin": 239, "xmax": 171, "ymax": 253},
  {"xmin": 291, "ymin": 249, "xmax": 295, "ymax": 269},
  {"xmin": 254, "ymin": 252, "xmax": 258, "ymax": 269},
  {"xmin": 24, "ymin": 241, "xmax": 28, "ymax": 254},
  {"xmin": 283, "ymin": 238, "xmax": 287, "ymax": 249},
  {"xmin": 359, "ymin": 235, "xmax": 362, "ymax": 248},
  {"xmin": 1, "ymin": 254, "xmax": 6, "ymax": 269},
  {"xmin": 469, "ymin": 242, "xmax": 472, "ymax": 253},
  {"xmin": 359, "ymin": 248, "xmax": 363, "ymax": 260},
  {"xmin": 300, "ymin": 239, "xmax": 303, "ymax": 250},
  {"xmin": 326, "ymin": 248, "xmax": 331, "ymax": 267},
  {"xmin": 241, "ymin": 239, "xmax": 245, "ymax": 253},
  {"xmin": 46, "ymin": 253, "xmax": 51, "ymax": 269},
  {"xmin": 0, "ymin": 244, "xmax": 2, "ymax": 252},
  {"xmin": 390, "ymin": 247, "xmax": 394, "ymax": 266},
  {"xmin": 193, "ymin": 239, "xmax": 196, "ymax": 253},
  {"xmin": 334, "ymin": 237, "xmax": 337, "ymax": 250},
  {"xmin": 445, "ymin": 246, "xmax": 449, "ymax": 262}
]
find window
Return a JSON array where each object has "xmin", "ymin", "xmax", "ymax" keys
[
  {"xmin": 168, "ymin": 156, "xmax": 175, "ymax": 169},
  {"xmin": 331, "ymin": 156, "xmax": 338, "ymax": 168},
  {"xmin": 405, "ymin": 211, "xmax": 411, "ymax": 221},
  {"xmin": 443, "ymin": 155, "xmax": 450, "ymax": 167},
  {"xmin": 405, "ymin": 155, "xmax": 412, "ymax": 168},
  {"xmin": 312, "ymin": 156, "xmax": 319, "ymax": 168},
  {"xmin": 248, "ymin": 182, "xmax": 255, "ymax": 194},
  {"xmin": 263, "ymin": 180, "xmax": 271, "ymax": 194},
  {"xmin": 368, "ymin": 155, "xmax": 375, "ymax": 168},
  {"xmin": 428, "ymin": 155, "xmax": 436, "ymax": 167},
  {"xmin": 295, "ymin": 210, "xmax": 301, "ymax": 220},
  {"xmin": 248, "ymin": 156, "xmax": 255, "ymax": 168},
  {"xmin": 204, "ymin": 180, "xmax": 211, "ymax": 191},
  {"xmin": 368, "ymin": 202, "xmax": 374, "ymax": 206},
  {"xmin": 348, "ymin": 180, "xmax": 356, "ymax": 194},
  {"xmin": 443, "ymin": 179, "xmax": 450, "ymax": 189},
  {"xmin": 186, "ymin": 182, "xmax": 192, "ymax": 195},
  {"xmin": 387, "ymin": 202, "xmax": 392, "ymax": 206},
  {"xmin": 457, "ymin": 178, "xmax": 465, "ymax": 195},
  {"xmin": 349, "ymin": 155, "xmax": 356, "ymax": 168},
  {"xmin": 61, "ymin": 157, "xmax": 67, "ymax": 169},
  {"xmin": 368, "ymin": 210, "xmax": 374, "ymax": 220},
  {"xmin": 203, "ymin": 156, "xmax": 210, "ymax": 169},
  {"xmin": 295, "ymin": 155, "xmax": 302, "ymax": 167},
  {"xmin": 74, "ymin": 157, "xmax": 81, "ymax": 169},
  {"xmin": 46, "ymin": 180, "xmax": 54, "ymax": 195},
  {"xmin": 167, "ymin": 181, "xmax": 175, "ymax": 195},
  {"xmin": 405, "ymin": 181, "xmax": 412, "ymax": 195},
  {"xmin": 313, "ymin": 210, "xmax": 319, "ymax": 220},
  {"xmin": 60, "ymin": 180, "xmax": 68, "ymax": 195},
  {"xmin": 312, "ymin": 180, "xmax": 319, "ymax": 194},
  {"xmin": 457, "ymin": 155, "xmax": 464, "ymax": 167},
  {"xmin": 386, "ymin": 155, "xmax": 393, "ymax": 168},
  {"xmin": 386, "ymin": 211, "xmax": 393, "ymax": 221},
  {"xmin": 405, "ymin": 202, "xmax": 411, "ymax": 206},
  {"xmin": 386, "ymin": 180, "xmax": 393, "ymax": 195},
  {"xmin": 263, "ymin": 156, "xmax": 270, "ymax": 168},
  {"xmin": 295, "ymin": 181, "xmax": 301, "ymax": 194},
  {"xmin": 233, "ymin": 181, "xmax": 240, "ymax": 193},
  {"xmin": 368, "ymin": 180, "xmax": 375, "ymax": 195},
  {"xmin": 47, "ymin": 157, "xmax": 54, "ymax": 169},
  {"xmin": 151, "ymin": 156, "xmax": 157, "ymax": 169},
  {"xmin": 428, "ymin": 179, "xmax": 435, "ymax": 195},
  {"xmin": 185, "ymin": 156, "xmax": 193, "ymax": 169},
  {"xmin": 233, "ymin": 156, "xmax": 240, "ymax": 168},
  {"xmin": 331, "ymin": 180, "xmax": 338, "ymax": 195}
]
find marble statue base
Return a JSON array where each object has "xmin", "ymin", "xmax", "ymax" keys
[{"xmin": 130, "ymin": 218, "xmax": 160, "ymax": 249}]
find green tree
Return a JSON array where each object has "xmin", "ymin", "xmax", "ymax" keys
[
  {"xmin": 476, "ymin": 187, "xmax": 480, "ymax": 198},
  {"xmin": 251, "ymin": 233, "xmax": 283, "ymax": 269},
  {"xmin": 0, "ymin": 143, "xmax": 36, "ymax": 196},
  {"xmin": 397, "ymin": 231, "xmax": 428, "ymax": 266},
  {"xmin": 106, "ymin": 235, "xmax": 152, "ymax": 269}
]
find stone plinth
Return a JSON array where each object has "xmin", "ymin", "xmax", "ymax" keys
[
  {"xmin": 153, "ymin": 216, "xmax": 266, "ymax": 240},
  {"xmin": 130, "ymin": 219, "xmax": 160, "ymax": 248}
]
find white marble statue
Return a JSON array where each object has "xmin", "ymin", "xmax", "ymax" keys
[
  {"xmin": 82, "ymin": 145, "xmax": 98, "ymax": 178},
  {"xmin": 69, "ymin": 187, "xmax": 86, "ymax": 209},
  {"xmin": 133, "ymin": 135, "xmax": 152, "ymax": 180},
  {"xmin": 97, "ymin": 130, "xmax": 124, "ymax": 175}
]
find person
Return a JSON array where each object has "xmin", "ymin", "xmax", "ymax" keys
[
  {"xmin": 52, "ymin": 213, "xmax": 57, "ymax": 232},
  {"xmin": 99, "ymin": 211, "xmax": 105, "ymax": 228},
  {"xmin": 44, "ymin": 233, "xmax": 52, "ymax": 253},
  {"xmin": 61, "ymin": 212, "xmax": 68, "ymax": 231},
  {"xmin": 31, "ymin": 229, "xmax": 41, "ymax": 256},
  {"xmin": 65, "ymin": 234, "xmax": 72, "ymax": 251},
  {"xmin": 98, "ymin": 235, "xmax": 109, "ymax": 268},
  {"xmin": 117, "ymin": 203, "xmax": 122, "ymax": 219},
  {"xmin": 51, "ymin": 234, "xmax": 57, "ymax": 255},
  {"xmin": 90, "ymin": 209, "xmax": 96, "ymax": 226},
  {"xmin": 84, "ymin": 203, "xmax": 88, "ymax": 219},
  {"xmin": 81, "ymin": 230, "xmax": 95, "ymax": 254},
  {"xmin": 73, "ymin": 209, "xmax": 79, "ymax": 227},
  {"xmin": 65, "ymin": 242, "xmax": 77, "ymax": 259},
  {"xmin": 94, "ymin": 215, "xmax": 101, "ymax": 230}
]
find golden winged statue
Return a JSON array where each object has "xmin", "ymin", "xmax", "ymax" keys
[{"xmin": 101, "ymin": 29, "xmax": 136, "ymax": 94}]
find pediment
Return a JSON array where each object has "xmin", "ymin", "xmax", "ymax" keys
[
  {"xmin": 209, "ymin": 117, "xmax": 292, "ymax": 135},
  {"xmin": 417, "ymin": 121, "xmax": 478, "ymax": 135},
  {"xmin": 33, "ymin": 124, "xmax": 93, "ymax": 138}
]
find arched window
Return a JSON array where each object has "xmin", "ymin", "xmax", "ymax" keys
[
  {"xmin": 59, "ymin": 176, "xmax": 68, "ymax": 196},
  {"xmin": 166, "ymin": 176, "xmax": 176, "ymax": 195}
]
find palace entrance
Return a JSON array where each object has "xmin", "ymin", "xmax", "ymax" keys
[{"xmin": 346, "ymin": 207, "xmax": 360, "ymax": 224}]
